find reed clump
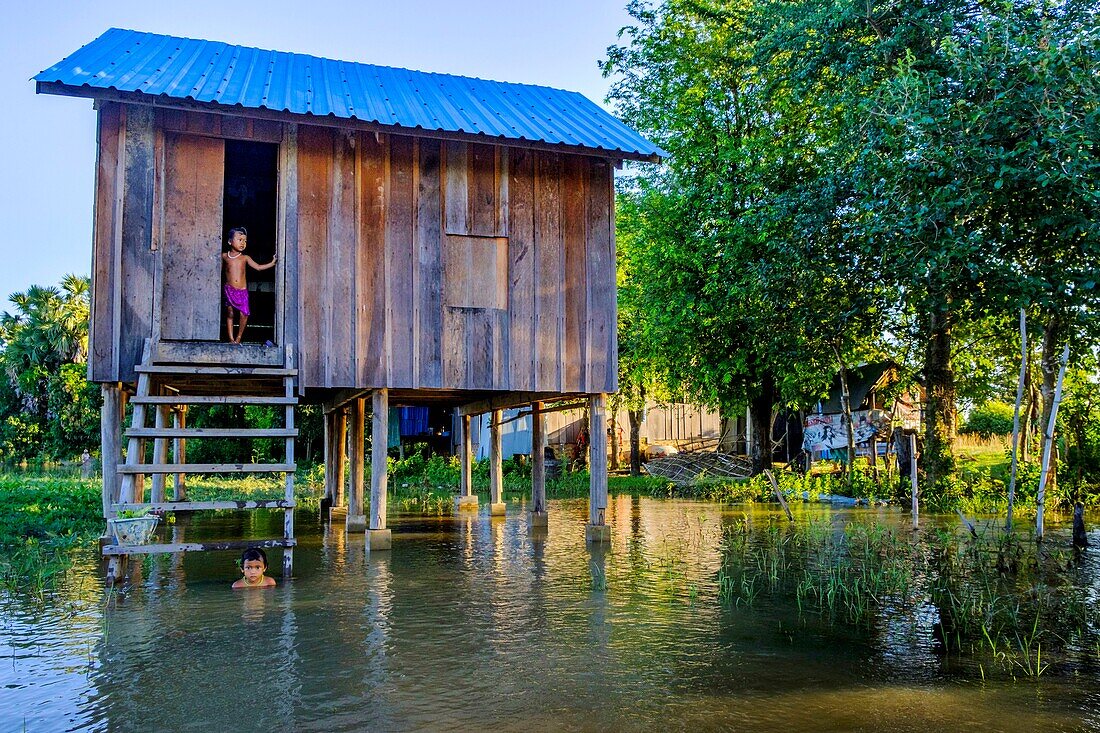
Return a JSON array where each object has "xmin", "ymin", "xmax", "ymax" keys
[{"xmin": 716, "ymin": 517, "xmax": 1099, "ymax": 676}]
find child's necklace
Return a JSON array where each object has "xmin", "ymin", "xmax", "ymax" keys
[{"xmin": 227, "ymin": 251, "xmax": 242, "ymax": 259}]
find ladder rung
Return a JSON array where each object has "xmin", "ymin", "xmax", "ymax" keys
[
  {"xmin": 125, "ymin": 428, "xmax": 298, "ymax": 439},
  {"xmin": 130, "ymin": 396, "xmax": 297, "ymax": 405},
  {"xmin": 113, "ymin": 500, "xmax": 295, "ymax": 512},
  {"xmin": 137, "ymin": 365, "xmax": 297, "ymax": 376},
  {"xmin": 104, "ymin": 538, "xmax": 296, "ymax": 555},
  {"xmin": 117, "ymin": 463, "xmax": 296, "ymax": 474}
]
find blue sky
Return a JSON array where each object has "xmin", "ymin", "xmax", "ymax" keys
[{"xmin": 1, "ymin": 0, "xmax": 634, "ymax": 304}]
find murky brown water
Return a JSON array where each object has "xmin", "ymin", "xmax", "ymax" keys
[{"xmin": 2, "ymin": 497, "xmax": 1098, "ymax": 732}]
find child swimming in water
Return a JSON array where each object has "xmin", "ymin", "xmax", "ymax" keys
[
  {"xmin": 232, "ymin": 547, "xmax": 277, "ymax": 589},
  {"xmin": 222, "ymin": 227, "xmax": 277, "ymax": 344}
]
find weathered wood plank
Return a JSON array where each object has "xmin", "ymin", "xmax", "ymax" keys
[
  {"xmin": 357, "ymin": 131, "xmax": 387, "ymax": 386},
  {"xmin": 126, "ymin": 428, "xmax": 299, "ymax": 438},
  {"xmin": 117, "ymin": 463, "xmax": 296, "ymax": 474},
  {"xmin": 100, "ymin": 384, "xmax": 122, "ymax": 518},
  {"xmin": 417, "ymin": 139, "xmax": 443, "ymax": 388},
  {"xmin": 586, "ymin": 158, "xmax": 615, "ymax": 393},
  {"xmin": 534, "ymin": 152, "xmax": 563, "ymax": 391},
  {"xmin": 281, "ymin": 125, "xmax": 300, "ymax": 374},
  {"xmin": 508, "ymin": 149, "xmax": 536, "ymax": 392},
  {"xmin": 468, "ymin": 308, "xmax": 494, "ymax": 390},
  {"xmin": 441, "ymin": 306, "xmax": 467, "ymax": 389},
  {"xmin": 160, "ymin": 108, "xmax": 283, "ymax": 142},
  {"xmin": 327, "ymin": 130, "xmax": 357, "ymax": 386},
  {"xmin": 562, "ymin": 155, "xmax": 588, "ymax": 392},
  {"xmin": 113, "ymin": 500, "xmax": 295, "ymax": 512},
  {"xmin": 91, "ymin": 103, "xmax": 123, "ymax": 381},
  {"xmin": 119, "ymin": 105, "xmax": 157, "ymax": 383},
  {"xmin": 468, "ymin": 142, "xmax": 500, "ymax": 236},
  {"xmin": 104, "ymin": 538, "xmax": 296, "ymax": 555},
  {"xmin": 136, "ymin": 365, "xmax": 296, "ymax": 376},
  {"xmin": 159, "ymin": 132, "xmax": 224, "ymax": 341},
  {"xmin": 386, "ymin": 135, "xmax": 416, "ymax": 387},
  {"xmin": 443, "ymin": 141, "xmax": 468, "ymax": 235},
  {"xmin": 296, "ymin": 125, "xmax": 332, "ymax": 389},
  {"xmin": 153, "ymin": 340, "xmax": 283, "ymax": 366},
  {"xmin": 130, "ymin": 395, "xmax": 297, "ymax": 405},
  {"xmin": 442, "ymin": 236, "xmax": 508, "ymax": 310}
]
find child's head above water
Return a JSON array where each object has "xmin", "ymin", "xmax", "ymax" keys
[{"xmin": 234, "ymin": 547, "xmax": 276, "ymax": 588}]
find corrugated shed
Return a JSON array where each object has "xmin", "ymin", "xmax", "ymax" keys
[{"xmin": 35, "ymin": 28, "xmax": 666, "ymax": 162}]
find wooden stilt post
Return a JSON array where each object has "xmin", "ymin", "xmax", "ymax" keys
[
  {"xmin": 586, "ymin": 394, "xmax": 611, "ymax": 544},
  {"xmin": 150, "ymin": 405, "xmax": 170, "ymax": 503},
  {"xmin": 173, "ymin": 407, "xmax": 188, "ymax": 500},
  {"xmin": 456, "ymin": 413, "xmax": 478, "ymax": 510},
  {"xmin": 101, "ymin": 383, "xmax": 123, "ymax": 520},
  {"xmin": 334, "ymin": 408, "xmax": 347, "ymax": 507},
  {"xmin": 322, "ymin": 410, "xmax": 334, "ymax": 506},
  {"xmin": 489, "ymin": 408, "xmax": 505, "ymax": 516},
  {"xmin": 368, "ymin": 389, "xmax": 392, "ymax": 551},
  {"xmin": 347, "ymin": 397, "xmax": 367, "ymax": 532},
  {"xmin": 529, "ymin": 401, "xmax": 548, "ymax": 528}
]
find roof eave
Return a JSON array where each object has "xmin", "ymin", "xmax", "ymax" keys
[{"xmin": 37, "ymin": 81, "xmax": 665, "ymax": 164}]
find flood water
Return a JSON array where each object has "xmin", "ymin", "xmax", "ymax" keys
[{"xmin": 2, "ymin": 497, "xmax": 1099, "ymax": 732}]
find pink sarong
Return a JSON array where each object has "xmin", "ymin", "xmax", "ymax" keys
[{"xmin": 223, "ymin": 284, "xmax": 250, "ymax": 316}]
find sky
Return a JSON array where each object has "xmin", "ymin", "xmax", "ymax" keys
[{"xmin": 0, "ymin": 0, "xmax": 636, "ymax": 305}]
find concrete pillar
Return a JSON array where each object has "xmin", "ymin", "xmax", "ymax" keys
[
  {"xmin": 368, "ymin": 389, "xmax": 392, "ymax": 550},
  {"xmin": 489, "ymin": 408, "xmax": 505, "ymax": 516},
  {"xmin": 100, "ymin": 383, "xmax": 123, "ymax": 519},
  {"xmin": 172, "ymin": 407, "xmax": 187, "ymax": 500},
  {"xmin": 346, "ymin": 397, "xmax": 367, "ymax": 532},
  {"xmin": 150, "ymin": 405, "xmax": 170, "ymax": 503},
  {"xmin": 456, "ymin": 413, "xmax": 478, "ymax": 510},
  {"xmin": 586, "ymin": 394, "xmax": 611, "ymax": 544},
  {"xmin": 529, "ymin": 401, "xmax": 548, "ymax": 527}
]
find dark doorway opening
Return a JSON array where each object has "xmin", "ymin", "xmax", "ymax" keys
[{"xmin": 222, "ymin": 139, "xmax": 279, "ymax": 344}]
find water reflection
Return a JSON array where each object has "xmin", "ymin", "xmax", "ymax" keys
[{"xmin": 0, "ymin": 499, "xmax": 1097, "ymax": 732}]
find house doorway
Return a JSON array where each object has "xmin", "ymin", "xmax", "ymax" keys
[{"xmin": 222, "ymin": 139, "xmax": 279, "ymax": 344}]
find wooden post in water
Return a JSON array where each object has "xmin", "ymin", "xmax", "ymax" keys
[
  {"xmin": 1036, "ymin": 344, "xmax": 1070, "ymax": 541},
  {"xmin": 334, "ymin": 408, "xmax": 347, "ymax": 508},
  {"xmin": 586, "ymin": 394, "xmax": 611, "ymax": 544},
  {"xmin": 456, "ymin": 413, "xmax": 478, "ymax": 509},
  {"xmin": 150, "ymin": 405, "xmax": 170, "ymax": 503},
  {"xmin": 910, "ymin": 433, "xmax": 919, "ymax": 531},
  {"xmin": 489, "ymin": 408, "xmax": 505, "ymax": 516},
  {"xmin": 346, "ymin": 397, "xmax": 367, "ymax": 532},
  {"xmin": 172, "ymin": 407, "xmax": 188, "ymax": 500},
  {"xmin": 322, "ymin": 411, "xmax": 334, "ymax": 507},
  {"xmin": 100, "ymin": 383, "xmax": 123, "ymax": 519},
  {"xmin": 368, "ymin": 389, "xmax": 391, "ymax": 551},
  {"xmin": 529, "ymin": 401, "xmax": 548, "ymax": 528}
]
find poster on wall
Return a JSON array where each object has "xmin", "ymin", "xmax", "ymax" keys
[{"xmin": 802, "ymin": 410, "xmax": 890, "ymax": 452}]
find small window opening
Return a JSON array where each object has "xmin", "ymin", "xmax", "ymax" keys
[{"xmin": 223, "ymin": 139, "xmax": 279, "ymax": 344}]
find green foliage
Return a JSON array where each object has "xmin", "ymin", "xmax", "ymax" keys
[
  {"xmin": 0, "ymin": 475, "xmax": 102, "ymax": 545},
  {"xmin": 962, "ymin": 402, "xmax": 1016, "ymax": 438}
]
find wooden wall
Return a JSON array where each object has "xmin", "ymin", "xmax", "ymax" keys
[{"xmin": 88, "ymin": 104, "xmax": 618, "ymax": 395}]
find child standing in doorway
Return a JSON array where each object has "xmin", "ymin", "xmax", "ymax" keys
[{"xmin": 222, "ymin": 227, "xmax": 276, "ymax": 344}]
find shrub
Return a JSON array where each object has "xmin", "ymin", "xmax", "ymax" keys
[{"xmin": 962, "ymin": 401, "xmax": 1015, "ymax": 438}]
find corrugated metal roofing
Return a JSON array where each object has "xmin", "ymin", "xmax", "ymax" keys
[{"xmin": 35, "ymin": 28, "xmax": 666, "ymax": 162}]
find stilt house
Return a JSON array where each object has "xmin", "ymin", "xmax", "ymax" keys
[{"xmin": 35, "ymin": 29, "xmax": 665, "ymax": 576}]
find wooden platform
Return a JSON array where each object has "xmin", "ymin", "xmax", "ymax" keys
[{"xmin": 104, "ymin": 538, "xmax": 296, "ymax": 555}]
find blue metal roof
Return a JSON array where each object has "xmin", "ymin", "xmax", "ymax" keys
[{"xmin": 35, "ymin": 28, "xmax": 666, "ymax": 162}]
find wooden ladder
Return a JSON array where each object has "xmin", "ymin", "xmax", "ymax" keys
[{"xmin": 105, "ymin": 340, "xmax": 299, "ymax": 582}]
